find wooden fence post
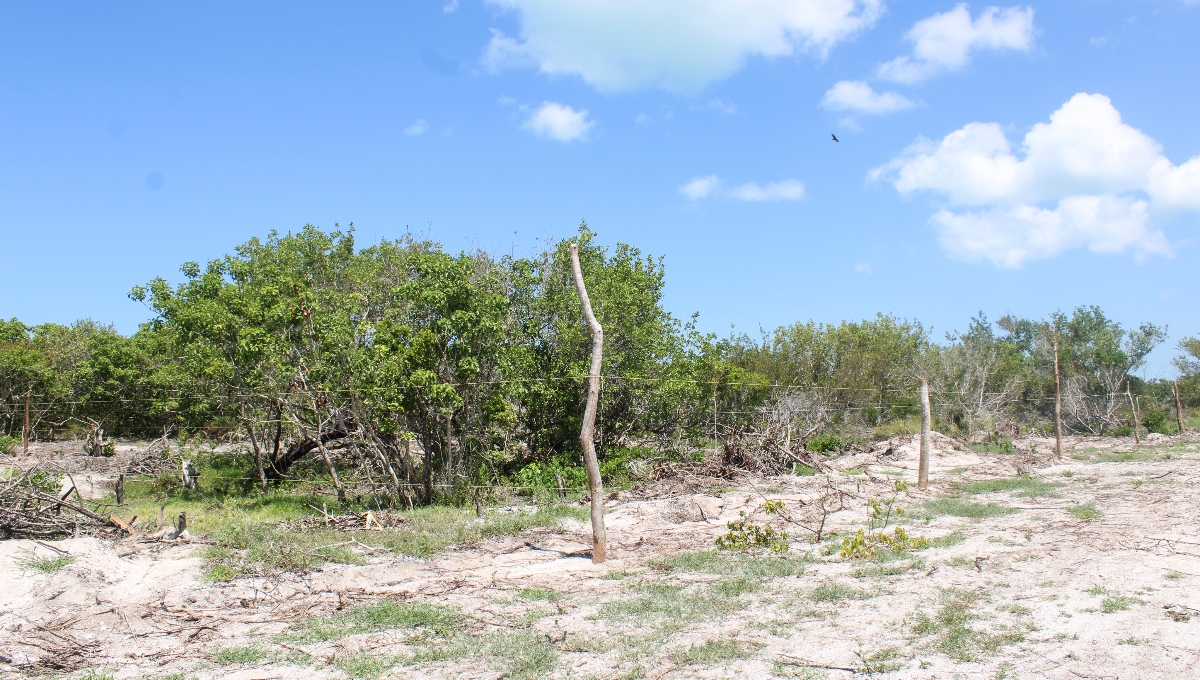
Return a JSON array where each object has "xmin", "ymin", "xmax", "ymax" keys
[
  {"xmin": 918, "ymin": 377, "xmax": 931, "ymax": 490},
  {"xmin": 569, "ymin": 242, "xmax": 607, "ymax": 563},
  {"xmin": 23, "ymin": 389, "xmax": 31, "ymax": 456},
  {"xmin": 1126, "ymin": 383, "xmax": 1140, "ymax": 443},
  {"xmin": 1175, "ymin": 381, "xmax": 1186, "ymax": 434},
  {"xmin": 1053, "ymin": 336, "xmax": 1063, "ymax": 459}
]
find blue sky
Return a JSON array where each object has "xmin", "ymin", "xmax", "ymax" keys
[{"xmin": 2, "ymin": 1, "xmax": 1199, "ymax": 376}]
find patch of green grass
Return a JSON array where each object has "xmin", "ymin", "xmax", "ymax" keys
[
  {"xmin": 1092, "ymin": 451, "xmax": 1154, "ymax": 464},
  {"xmin": 922, "ymin": 498, "xmax": 1018, "ymax": 519},
  {"xmin": 1101, "ymin": 595, "xmax": 1142, "ymax": 613},
  {"xmin": 911, "ymin": 589, "xmax": 1027, "ymax": 662},
  {"xmin": 669, "ymin": 638, "xmax": 748, "ymax": 665},
  {"xmin": 212, "ymin": 646, "xmax": 269, "ymax": 665},
  {"xmin": 1165, "ymin": 571, "xmax": 1187, "ymax": 580},
  {"xmin": 334, "ymin": 653, "xmax": 395, "ymax": 679},
  {"xmin": 201, "ymin": 564, "xmax": 241, "ymax": 582},
  {"xmin": 855, "ymin": 646, "xmax": 902, "ymax": 673},
  {"xmin": 650, "ymin": 549, "xmax": 806, "ymax": 580},
  {"xmin": 931, "ymin": 530, "xmax": 966, "ymax": 548},
  {"xmin": 603, "ymin": 569, "xmax": 634, "ymax": 580},
  {"xmin": 853, "ymin": 557, "xmax": 926, "ymax": 579},
  {"xmin": 1117, "ymin": 637, "xmax": 1150, "ymax": 645},
  {"xmin": 958, "ymin": 476, "xmax": 1061, "ymax": 498},
  {"xmin": 1066, "ymin": 503, "xmax": 1101, "ymax": 520},
  {"xmin": 792, "ymin": 465, "xmax": 819, "ymax": 476},
  {"xmin": 14, "ymin": 552, "xmax": 75, "ymax": 574},
  {"xmin": 416, "ymin": 629, "xmax": 558, "ymax": 679},
  {"xmin": 1061, "ymin": 470, "xmax": 1075, "ymax": 477},
  {"xmin": 79, "ymin": 671, "xmax": 115, "ymax": 680},
  {"xmin": 284, "ymin": 600, "xmax": 463, "ymax": 643},
  {"xmin": 519, "ymin": 587, "xmax": 559, "ymax": 601},
  {"xmin": 809, "ymin": 582, "xmax": 874, "ymax": 602}
]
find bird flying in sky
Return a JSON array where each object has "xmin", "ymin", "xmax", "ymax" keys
[{"xmin": 831, "ymin": 134, "xmax": 839, "ymax": 142}]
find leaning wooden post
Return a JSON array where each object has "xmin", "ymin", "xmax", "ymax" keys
[
  {"xmin": 23, "ymin": 389, "xmax": 31, "ymax": 456},
  {"xmin": 1175, "ymin": 381, "xmax": 1186, "ymax": 434},
  {"xmin": 1126, "ymin": 382, "xmax": 1140, "ymax": 443},
  {"xmin": 918, "ymin": 377, "xmax": 931, "ymax": 490},
  {"xmin": 1053, "ymin": 336, "xmax": 1064, "ymax": 459},
  {"xmin": 569, "ymin": 242, "xmax": 607, "ymax": 563}
]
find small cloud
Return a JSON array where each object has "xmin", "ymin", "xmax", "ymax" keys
[
  {"xmin": 821, "ymin": 81, "xmax": 916, "ymax": 115},
  {"xmin": 635, "ymin": 113, "xmax": 651, "ymax": 124},
  {"xmin": 524, "ymin": 102, "xmax": 593, "ymax": 142},
  {"xmin": 729, "ymin": 180, "xmax": 805, "ymax": 201},
  {"xmin": 838, "ymin": 117, "xmax": 862, "ymax": 132},
  {"xmin": 682, "ymin": 176, "xmax": 804, "ymax": 201},
  {"xmin": 443, "ymin": 0, "xmax": 458, "ymax": 12},
  {"xmin": 855, "ymin": 262, "xmax": 873, "ymax": 274},
  {"xmin": 1089, "ymin": 36, "xmax": 1108, "ymax": 47},
  {"xmin": 680, "ymin": 175, "xmax": 719, "ymax": 200},
  {"xmin": 498, "ymin": 96, "xmax": 518, "ymax": 107},
  {"xmin": 404, "ymin": 119, "xmax": 428, "ymax": 136},
  {"xmin": 877, "ymin": 5, "xmax": 1036, "ymax": 84},
  {"xmin": 145, "ymin": 171, "xmax": 164, "ymax": 190},
  {"xmin": 709, "ymin": 99, "xmax": 738, "ymax": 115}
]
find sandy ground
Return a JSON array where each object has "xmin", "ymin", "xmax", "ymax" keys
[{"xmin": 2, "ymin": 433, "xmax": 1200, "ymax": 679}]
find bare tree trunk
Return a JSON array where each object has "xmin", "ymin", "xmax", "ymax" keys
[
  {"xmin": 292, "ymin": 406, "xmax": 345, "ymax": 502},
  {"xmin": 570, "ymin": 242, "xmax": 607, "ymax": 563},
  {"xmin": 1053, "ymin": 337, "xmax": 1064, "ymax": 459},
  {"xmin": 1175, "ymin": 381, "xmax": 1186, "ymax": 434},
  {"xmin": 1126, "ymin": 383, "xmax": 1140, "ymax": 443},
  {"xmin": 242, "ymin": 406, "xmax": 268, "ymax": 492},
  {"xmin": 918, "ymin": 377, "xmax": 930, "ymax": 490}
]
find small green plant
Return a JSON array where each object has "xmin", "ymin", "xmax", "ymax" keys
[
  {"xmin": 15, "ymin": 552, "xmax": 75, "ymax": 574},
  {"xmin": 716, "ymin": 513, "xmax": 788, "ymax": 553},
  {"xmin": 518, "ymin": 587, "xmax": 559, "ymax": 601},
  {"xmin": 0, "ymin": 434, "xmax": 20, "ymax": 455},
  {"xmin": 1101, "ymin": 594, "xmax": 1141, "ymax": 613},
  {"xmin": 1067, "ymin": 503, "xmax": 1101, "ymax": 520},
  {"xmin": 855, "ymin": 646, "xmax": 902, "ymax": 673},
  {"xmin": 79, "ymin": 670, "xmax": 115, "ymax": 680},
  {"xmin": 911, "ymin": 589, "xmax": 1027, "ymax": 662},
  {"xmin": 1117, "ymin": 636, "xmax": 1150, "ymax": 645},
  {"xmin": 1061, "ymin": 470, "xmax": 1075, "ymax": 477},
  {"xmin": 1165, "ymin": 571, "xmax": 1187, "ymax": 580},
  {"xmin": 1112, "ymin": 425, "xmax": 1133, "ymax": 437},
  {"xmin": 839, "ymin": 526, "xmax": 930, "ymax": 559}
]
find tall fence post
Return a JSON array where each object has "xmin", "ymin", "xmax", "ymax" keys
[
  {"xmin": 1175, "ymin": 381, "xmax": 1186, "ymax": 434},
  {"xmin": 1126, "ymin": 383, "xmax": 1140, "ymax": 444},
  {"xmin": 1053, "ymin": 336, "xmax": 1063, "ymax": 459},
  {"xmin": 23, "ymin": 389, "xmax": 31, "ymax": 456},
  {"xmin": 918, "ymin": 377, "xmax": 931, "ymax": 490},
  {"xmin": 570, "ymin": 242, "xmax": 607, "ymax": 564}
]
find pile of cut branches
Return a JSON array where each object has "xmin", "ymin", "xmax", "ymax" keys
[
  {"xmin": 277, "ymin": 507, "xmax": 409, "ymax": 532},
  {"xmin": 0, "ymin": 467, "xmax": 129, "ymax": 540},
  {"xmin": 706, "ymin": 425, "xmax": 831, "ymax": 476}
]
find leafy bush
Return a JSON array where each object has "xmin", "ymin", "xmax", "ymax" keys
[
  {"xmin": 807, "ymin": 432, "xmax": 851, "ymax": 453},
  {"xmin": 1113, "ymin": 425, "xmax": 1133, "ymax": 436},
  {"xmin": 0, "ymin": 435, "xmax": 19, "ymax": 455},
  {"xmin": 1142, "ymin": 409, "xmax": 1169, "ymax": 434}
]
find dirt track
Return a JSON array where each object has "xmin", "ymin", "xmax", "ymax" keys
[{"xmin": 3, "ymin": 434, "xmax": 1199, "ymax": 679}]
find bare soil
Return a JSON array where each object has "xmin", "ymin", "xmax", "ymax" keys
[{"xmin": 3, "ymin": 433, "xmax": 1200, "ymax": 679}]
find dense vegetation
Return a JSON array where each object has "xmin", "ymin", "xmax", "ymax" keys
[{"xmin": 2, "ymin": 223, "xmax": 1196, "ymax": 502}]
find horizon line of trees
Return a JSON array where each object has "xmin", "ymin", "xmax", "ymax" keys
[{"xmin": 2, "ymin": 223, "xmax": 1197, "ymax": 501}]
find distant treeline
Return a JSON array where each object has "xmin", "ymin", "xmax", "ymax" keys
[{"xmin": 2, "ymin": 224, "xmax": 1196, "ymax": 498}]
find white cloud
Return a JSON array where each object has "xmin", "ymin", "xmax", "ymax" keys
[
  {"xmin": 877, "ymin": 4, "xmax": 1035, "ymax": 83},
  {"xmin": 483, "ymin": 0, "xmax": 883, "ymax": 93},
  {"xmin": 524, "ymin": 102, "xmax": 593, "ymax": 142},
  {"xmin": 681, "ymin": 175, "xmax": 720, "ymax": 199},
  {"xmin": 710, "ymin": 99, "xmax": 738, "ymax": 115},
  {"xmin": 443, "ymin": 0, "xmax": 458, "ymax": 12},
  {"xmin": 871, "ymin": 93, "xmax": 1200, "ymax": 266},
  {"xmin": 821, "ymin": 80, "xmax": 916, "ymax": 114},
  {"xmin": 680, "ymin": 175, "xmax": 804, "ymax": 201},
  {"xmin": 404, "ymin": 119, "xmax": 428, "ymax": 136},
  {"xmin": 729, "ymin": 180, "xmax": 805, "ymax": 201},
  {"xmin": 855, "ymin": 262, "xmax": 873, "ymax": 273}
]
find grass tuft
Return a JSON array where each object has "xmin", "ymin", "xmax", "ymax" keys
[
  {"xmin": 1066, "ymin": 503, "xmax": 1102, "ymax": 520},
  {"xmin": 911, "ymin": 589, "xmax": 1027, "ymax": 662},
  {"xmin": 15, "ymin": 552, "xmax": 75, "ymax": 574},
  {"xmin": 669, "ymin": 638, "xmax": 747, "ymax": 665},
  {"xmin": 284, "ymin": 600, "xmax": 463, "ymax": 643}
]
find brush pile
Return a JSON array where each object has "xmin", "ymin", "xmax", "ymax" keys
[
  {"xmin": 0, "ymin": 467, "xmax": 126, "ymax": 539},
  {"xmin": 278, "ymin": 507, "xmax": 409, "ymax": 532}
]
